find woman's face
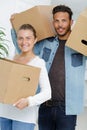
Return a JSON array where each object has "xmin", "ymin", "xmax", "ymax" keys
[{"xmin": 17, "ymin": 29, "xmax": 37, "ymax": 53}]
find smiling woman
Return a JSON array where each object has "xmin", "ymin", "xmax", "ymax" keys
[{"xmin": 0, "ymin": 23, "xmax": 51, "ymax": 130}]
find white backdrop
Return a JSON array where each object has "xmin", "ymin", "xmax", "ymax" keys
[{"xmin": 51, "ymin": 0, "xmax": 87, "ymax": 20}]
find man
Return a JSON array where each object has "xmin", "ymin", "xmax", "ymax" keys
[{"xmin": 10, "ymin": 5, "xmax": 86, "ymax": 130}]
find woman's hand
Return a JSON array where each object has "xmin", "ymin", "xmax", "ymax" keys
[{"xmin": 13, "ymin": 98, "xmax": 29, "ymax": 110}]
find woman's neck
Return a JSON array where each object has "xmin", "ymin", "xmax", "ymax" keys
[{"xmin": 14, "ymin": 52, "xmax": 36, "ymax": 64}]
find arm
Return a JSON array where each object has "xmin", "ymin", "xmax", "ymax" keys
[
  {"xmin": 11, "ymin": 29, "xmax": 21, "ymax": 54},
  {"xmin": 28, "ymin": 60, "xmax": 51, "ymax": 106},
  {"xmin": 10, "ymin": 14, "xmax": 21, "ymax": 54}
]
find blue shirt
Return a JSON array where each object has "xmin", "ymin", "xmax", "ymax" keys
[{"xmin": 11, "ymin": 29, "xmax": 86, "ymax": 115}]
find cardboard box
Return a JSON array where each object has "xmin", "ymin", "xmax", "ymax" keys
[
  {"xmin": 66, "ymin": 8, "xmax": 87, "ymax": 56},
  {"xmin": 11, "ymin": 5, "xmax": 56, "ymax": 42},
  {"xmin": 0, "ymin": 58, "xmax": 40, "ymax": 104}
]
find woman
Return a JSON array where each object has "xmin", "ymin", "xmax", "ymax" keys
[{"xmin": 0, "ymin": 24, "xmax": 51, "ymax": 130}]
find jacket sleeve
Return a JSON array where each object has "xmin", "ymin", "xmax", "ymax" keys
[{"xmin": 11, "ymin": 29, "xmax": 21, "ymax": 54}]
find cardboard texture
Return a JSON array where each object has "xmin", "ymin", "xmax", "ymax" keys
[
  {"xmin": 11, "ymin": 5, "xmax": 56, "ymax": 42},
  {"xmin": 66, "ymin": 8, "xmax": 87, "ymax": 56},
  {"xmin": 0, "ymin": 58, "xmax": 40, "ymax": 104}
]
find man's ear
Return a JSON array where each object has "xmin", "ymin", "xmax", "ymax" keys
[{"xmin": 71, "ymin": 20, "xmax": 76, "ymax": 30}]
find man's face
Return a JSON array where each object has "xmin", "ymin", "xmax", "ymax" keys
[{"xmin": 53, "ymin": 12, "xmax": 73, "ymax": 39}]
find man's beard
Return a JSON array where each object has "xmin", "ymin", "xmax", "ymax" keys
[{"xmin": 56, "ymin": 26, "xmax": 71, "ymax": 37}]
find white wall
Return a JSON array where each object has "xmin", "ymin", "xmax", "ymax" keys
[
  {"xmin": 0, "ymin": 0, "xmax": 16, "ymax": 58},
  {"xmin": 51, "ymin": 0, "xmax": 87, "ymax": 20}
]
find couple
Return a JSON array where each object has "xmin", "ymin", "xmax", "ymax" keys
[{"xmin": 0, "ymin": 4, "xmax": 86, "ymax": 130}]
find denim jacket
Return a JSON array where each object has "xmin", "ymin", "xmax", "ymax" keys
[{"xmin": 11, "ymin": 29, "xmax": 86, "ymax": 115}]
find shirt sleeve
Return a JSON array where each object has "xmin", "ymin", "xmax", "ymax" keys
[{"xmin": 27, "ymin": 60, "xmax": 51, "ymax": 107}]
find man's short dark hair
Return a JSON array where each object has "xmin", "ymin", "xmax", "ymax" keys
[{"xmin": 52, "ymin": 5, "xmax": 73, "ymax": 20}]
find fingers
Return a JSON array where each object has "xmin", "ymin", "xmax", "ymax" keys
[
  {"xmin": 13, "ymin": 98, "xmax": 29, "ymax": 110},
  {"xmin": 10, "ymin": 13, "xmax": 17, "ymax": 21},
  {"xmin": 10, "ymin": 13, "xmax": 18, "ymax": 28}
]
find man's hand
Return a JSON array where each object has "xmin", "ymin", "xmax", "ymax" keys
[{"xmin": 10, "ymin": 13, "xmax": 17, "ymax": 28}]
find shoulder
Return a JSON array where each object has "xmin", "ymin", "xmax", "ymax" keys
[
  {"xmin": 37, "ymin": 36, "xmax": 55, "ymax": 44},
  {"xmin": 34, "ymin": 37, "xmax": 56, "ymax": 55},
  {"xmin": 13, "ymin": 54, "xmax": 20, "ymax": 61},
  {"xmin": 31, "ymin": 56, "xmax": 45, "ymax": 69},
  {"xmin": 35, "ymin": 37, "xmax": 55, "ymax": 48},
  {"xmin": 35, "ymin": 56, "xmax": 45, "ymax": 65},
  {"xmin": 9, "ymin": 54, "xmax": 19, "ymax": 60}
]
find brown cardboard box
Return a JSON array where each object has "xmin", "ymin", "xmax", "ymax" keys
[
  {"xmin": 11, "ymin": 5, "xmax": 56, "ymax": 42},
  {"xmin": 0, "ymin": 58, "xmax": 40, "ymax": 104},
  {"xmin": 66, "ymin": 8, "xmax": 87, "ymax": 56}
]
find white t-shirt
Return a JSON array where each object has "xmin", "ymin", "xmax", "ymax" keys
[{"xmin": 0, "ymin": 56, "xmax": 51, "ymax": 124}]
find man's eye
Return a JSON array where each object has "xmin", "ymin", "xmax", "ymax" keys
[{"xmin": 62, "ymin": 19, "xmax": 67, "ymax": 22}]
